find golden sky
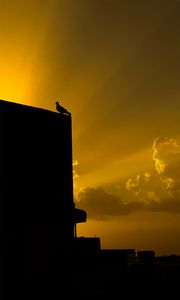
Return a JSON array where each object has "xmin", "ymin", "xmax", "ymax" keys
[{"xmin": 0, "ymin": 0, "xmax": 180, "ymax": 255}]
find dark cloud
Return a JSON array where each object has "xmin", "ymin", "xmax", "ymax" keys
[
  {"xmin": 76, "ymin": 187, "xmax": 142, "ymax": 220},
  {"xmin": 148, "ymin": 198, "xmax": 180, "ymax": 214},
  {"xmin": 76, "ymin": 187, "xmax": 180, "ymax": 220}
]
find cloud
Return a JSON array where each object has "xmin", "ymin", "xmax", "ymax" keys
[
  {"xmin": 76, "ymin": 187, "xmax": 142, "ymax": 220},
  {"xmin": 76, "ymin": 184, "xmax": 180, "ymax": 220},
  {"xmin": 126, "ymin": 174, "xmax": 140, "ymax": 190},
  {"xmin": 124, "ymin": 136, "xmax": 180, "ymax": 214},
  {"xmin": 148, "ymin": 198, "xmax": 180, "ymax": 214},
  {"xmin": 125, "ymin": 170, "xmax": 163, "ymax": 204},
  {"xmin": 76, "ymin": 137, "xmax": 180, "ymax": 219},
  {"xmin": 126, "ymin": 137, "xmax": 180, "ymax": 200},
  {"xmin": 73, "ymin": 160, "xmax": 79, "ymax": 188},
  {"xmin": 152, "ymin": 137, "xmax": 180, "ymax": 190}
]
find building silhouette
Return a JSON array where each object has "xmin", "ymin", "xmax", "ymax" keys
[
  {"xmin": 1, "ymin": 99, "xmax": 180, "ymax": 298},
  {"xmin": 0, "ymin": 99, "xmax": 86, "ymax": 297}
]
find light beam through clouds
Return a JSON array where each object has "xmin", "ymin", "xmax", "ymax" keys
[
  {"xmin": 0, "ymin": 0, "xmax": 179, "ymax": 254},
  {"xmin": 76, "ymin": 137, "xmax": 180, "ymax": 219}
]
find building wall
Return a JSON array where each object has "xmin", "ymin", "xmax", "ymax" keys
[{"xmin": 0, "ymin": 100, "xmax": 74, "ymax": 260}]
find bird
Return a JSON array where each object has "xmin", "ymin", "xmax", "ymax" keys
[{"xmin": 55, "ymin": 101, "xmax": 71, "ymax": 115}]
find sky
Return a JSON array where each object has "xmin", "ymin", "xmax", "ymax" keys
[{"xmin": 0, "ymin": 0, "xmax": 180, "ymax": 255}]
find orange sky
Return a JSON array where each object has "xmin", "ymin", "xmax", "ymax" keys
[{"xmin": 0, "ymin": 0, "xmax": 180, "ymax": 255}]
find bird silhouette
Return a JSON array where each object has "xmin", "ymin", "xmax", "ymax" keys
[{"xmin": 55, "ymin": 101, "xmax": 71, "ymax": 115}]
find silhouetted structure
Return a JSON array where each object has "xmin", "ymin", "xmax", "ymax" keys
[
  {"xmin": 137, "ymin": 250, "xmax": 155, "ymax": 263},
  {"xmin": 73, "ymin": 206, "xmax": 87, "ymax": 237},
  {"xmin": 0, "ymin": 99, "xmax": 85, "ymax": 297},
  {"xmin": 74, "ymin": 237, "xmax": 101, "ymax": 254},
  {"xmin": 1, "ymin": 99, "xmax": 180, "ymax": 298}
]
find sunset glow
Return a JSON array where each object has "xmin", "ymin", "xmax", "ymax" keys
[{"xmin": 0, "ymin": 0, "xmax": 179, "ymax": 255}]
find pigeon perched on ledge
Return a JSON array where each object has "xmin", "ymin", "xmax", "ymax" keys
[{"xmin": 55, "ymin": 101, "xmax": 71, "ymax": 115}]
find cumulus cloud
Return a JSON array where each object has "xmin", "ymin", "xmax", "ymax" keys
[
  {"xmin": 73, "ymin": 160, "xmax": 84, "ymax": 198},
  {"xmin": 73, "ymin": 160, "xmax": 79, "ymax": 183},
  {"xmin": 153, "ymin": 137, "xmax": 180, "ymax": 188},
  {"xmin": 126, "ymin": 137, "xmax": 180, "ymax": 214},
  {"xmin": 76, "ymin": 185, "xmax": 180, "ymax": 220},
  {"xmin": 76, "ymin": 137, "xmax": 180, "ymax": 219},
  {"xmin": 77, "ymin": 187, "xmax": 142, "ymax": 220},
  {"xmin": 126, "ymin": 174, "xmax": 140, "ymax": 190},
  {"xmin": 126, "ymin": 137, "xmax": 180, "ymax": 200},
  {"xmin": 125, "ymin": 170, "xmax": 162, "ymax": 204}
]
